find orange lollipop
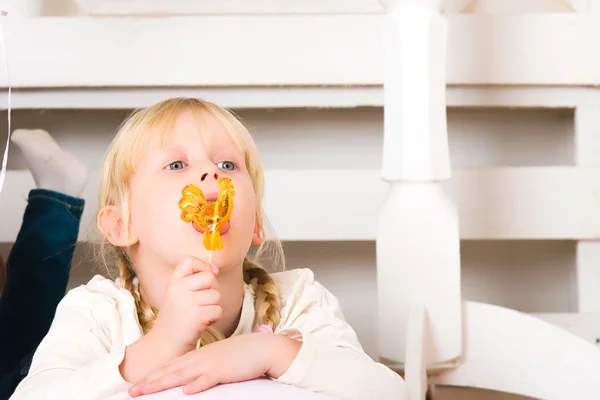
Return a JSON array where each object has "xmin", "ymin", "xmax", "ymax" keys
[{"xmin": 178, "ymin": 177, "xmax": 235, "ymax": 262}]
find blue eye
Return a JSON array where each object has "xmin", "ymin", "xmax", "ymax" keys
[
  {"xmin": 217, "ymin": 161, "xmax": 236, "ymax": 171},
  {"xmin": 166, "ymin": 161, "xmax": 186, "ymax": 170}
]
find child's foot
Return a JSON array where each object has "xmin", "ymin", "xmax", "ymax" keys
[{"xmin": 11, "ymin": 129, "xmax": 89, "ymax": 198}]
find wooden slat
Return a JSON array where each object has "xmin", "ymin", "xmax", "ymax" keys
[
  {"xmin": 2, "ymin": 15, "xmax": 600, "ymax": 88},
  {"xmin": 2, "ymin": 167, "xmax": 599, "ymax": 242},
  {"xmin": 0, "ymin": 86, "xmax": 592, "ymax": 110},
  {"xmin": 75, "ymin": 0, "xmax": 385, "ymax": 15},
  {"xmin": 534, "ymin": 312, "xmax": 600, "ymax": 348}
]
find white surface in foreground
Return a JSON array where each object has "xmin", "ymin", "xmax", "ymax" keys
[{"xmin": 138, "ymin": 379, "xmax": 337, "ymax": 400}]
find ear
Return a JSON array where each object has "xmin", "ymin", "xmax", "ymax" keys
[
  {"xmin": 97, "ymin": 205, "xmax": 139, "ymax": 247},
  {"xmin": 251, "ymin": 220, "xmax": 264, "ymax": 246}
]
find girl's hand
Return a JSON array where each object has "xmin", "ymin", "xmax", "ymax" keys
[
  {"xmin": 128, "ymin": 333, "xmax": 273, "ymax": 397},
  {"xmin": 152, "ymin": 256, "xmax": 222, "ymax": 354}
]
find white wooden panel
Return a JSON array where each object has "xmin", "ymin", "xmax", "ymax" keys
[
  {"xmin": 1, "ymin": 107, "xmax": 573, "ymax": 171},
  {"xmin": 575, "ymin": 104, "xmax": 600, "ymax": 166},
  {"xmin": 576, "ymin": 242, "xmax": 600, "ymax": 312},
  {"xmin": 462, "ymin": 241, "xmax": 576, "ymax": 313},
  {"xmin": 270, "ymin": 168, "xmax": 600, "ymax": 240},
  {"xmin": 429, "ymin": 302, "xmax": 600, "ymax": 400},
  {"xmin": 0, "ymin": 87, "xmax": 386, "ymax": 110},
  {"xmin": 0, "ymin": 86, "xmax": 591, "ymax": 110},
  {"xmin": 2, "ymin": 167, "xmax": 599, "ymax": 242},
  {"xmin": 573, "ymin": 100, "xmax": 600, "ymax": 314},
  {"xmin": 2, "ymin": 16, "xmax": 600, "ymax": 88},
  {"xmin": 462, "ymin": 0, "xmax": 576, "ymax": 14},
  {"xmin": 74, "ymin": 0, "xmax": 384, "ymax": 15},
  {"xmin": 534, "ymin": 312, "xmax": 600, "ymax": 347}
]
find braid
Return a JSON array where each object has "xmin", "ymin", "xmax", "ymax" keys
[
  {"xmin": 115, "ymin": 249, "xmax": 223, "ymax": 346},
  {"xmin": 198, "ymin": 327, "xmax": 224, "ymax": 347},
  {"xmin": 243, "ymin": 258, "xmax": 281, "ymax": 330}
]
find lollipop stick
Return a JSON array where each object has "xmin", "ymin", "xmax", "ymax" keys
[{"xmin": 208, "ymin": 250, "xmax": 214, "ymax": 265}]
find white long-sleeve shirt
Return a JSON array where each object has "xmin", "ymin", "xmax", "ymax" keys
[{"xmin": 9, "ymin": 268, "xmax": 407, "ymax": 400}]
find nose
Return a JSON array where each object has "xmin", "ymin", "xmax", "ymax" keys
[{"xmin": 201, "ymin": 171, "xmax": 219, "ymax": 182}]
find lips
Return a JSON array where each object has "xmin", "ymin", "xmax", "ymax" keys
[
  {"xmin": 192, "ymin": 221, "xmax": 230, "ymax": 235},
  {"xmin": 204, "ymin": 193, "xmax": 218, "ymax": 202}
]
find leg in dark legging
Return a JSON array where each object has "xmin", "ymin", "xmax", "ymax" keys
[
  {"xmin": 0, "ymin": 190, "xmax": 84, "ymax": 376},
  {"xmin": 0, "ymin": 129, "xmax": 89, "ymax": 400}
]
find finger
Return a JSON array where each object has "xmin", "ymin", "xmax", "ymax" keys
[
  {"xmin": 172, "ymin": 255, "xmax": 216, "ymax": 280},
  {"xmin": 133, "ymin": 354, "xmax": 198, "ymax": 396},
  {"xmin": 192, "ymin": 289, "xmax": 221, "ymax": 307},
  {"xmin": 183, "ymin": 373, "xmax": 220, "ymax": 395},
  {"xmin": 140, "ymin": 351, "xmax": 196, "ymax": 384},
  {"xmin": 138, "ymin": 368, "xmax": 196, "ymax": 396},
  {"xmin": 184, "ymin": 271, "xmax": 219, "ymax": 292},
  {"xmin": 128, "ymin": 386, "xmax": 143, "ymax": 398},
  {"xmin": 198, "ymin": 304, "xmax": 223, "ymax": 324},
  {"xmin": 203, "ymin": 306, "xmax": 223, "ymax": 324}
]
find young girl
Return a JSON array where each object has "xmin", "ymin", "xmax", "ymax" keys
[{"xmin": 9, "ymin": 98, "xmax": 408, "ymax": 400}]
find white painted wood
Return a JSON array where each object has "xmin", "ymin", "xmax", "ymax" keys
[
  {"xmin": 376, "ymin": 0, "xmax": 462, "ymax": 373},
  {"xmin": 573, "ymin": 100, "xmax": 600, "ymax": 313},
  {"xmin": 576, "ymin": 242, "xmax": 600, "ymax": 312},
  {"xmin": 461, "ymin": 0, "xmax": 577, "ymax": 14},
  {"xmin": 74, "ymin": 0, "xmax": 385, "ymax": 15},
  {"xmin": 72, "ymin": 0, "xmax": 590, "ymax": 16},
  {"xmin": 589, "ymin": 0, "xmax": 600, "ymax": 13},
  {"xmin": 535, "ymin": 312, "xmax": 600, "ymax": 346},
  {"xmin": 430, "ymin": 301, "xmax": 600, "ymax": 400},
  {"xmin": 404, "ymin": 304, "xmax": 429, "ymax": 400},
  {"xmin": 379, "ymin": 2, "xmax": 449, "ymax": 181},
  {"xmin": 4, "ymin": 167, "xmax": 600, "ymax": 242},
  {"xmin": 0, "ymin": 0, "xmax": 43, "ymax": 16},
  {"xmin": 564, "ymin": 0, "xmax": 590, "ymax": 13},
  {"xmin": 574, "ymin": 103, "xmax": 600, "ymax": 166},
  {"xmin": 445, "ymin": 167, "xmax": 600, "ymax": 239},
  {"xmin": 0, "ymin": 87, "xmax": 385, "ymax": 110},
  {"xmin": 0, "ymin": 86, "xmax": 592, "ymax": 110},
  {"xmin": 2, "ymin": 108, "xmax": 573, "ymax": 172},
  {"xmin": 3, "ymin": 16, "xmax": 600, "ymax": 87},
  {"xmin": 376, "ymin": 183, "xmax": 462, "ymax": 365}
]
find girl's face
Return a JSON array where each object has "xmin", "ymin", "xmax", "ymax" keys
[{"xmin": 125, "ymin": 110, "xmax": 261, "ymax": 308}]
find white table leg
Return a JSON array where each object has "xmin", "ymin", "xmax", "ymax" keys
[
  {"xmin": 431, "ymin": 301, "xmax": 600, "ymax": 400},
  {"xmin": 376, "ymin": 4, "xmax": 462, "ymax": 399}
]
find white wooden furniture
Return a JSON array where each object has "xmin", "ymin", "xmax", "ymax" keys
[
  {"xmin": 376, "ymin": 1, "xmax": 600, "ymax": 399},
  {"xmin": 3, "ymin": 2, "xmax": 600, "ymax": 399}
]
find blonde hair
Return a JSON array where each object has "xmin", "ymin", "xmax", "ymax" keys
[{"xmin": 98, "ymin": 97, "xmax": 284, "ymax": 346}]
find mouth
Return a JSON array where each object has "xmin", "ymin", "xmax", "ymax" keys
[
  {"xmin": 192, "ymin": 221, "xmax": 230, "ymax": 235},
  {"xmin": 204, "ymin": 192, "xmax": 218, "ymax": 202}
]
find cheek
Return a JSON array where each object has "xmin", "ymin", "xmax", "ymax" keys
[
  {"xmin": 231, "ymin": 182, "xmax": 257, "ymax": 232},
  {"xmin": 130, "ymin": 183, "xmax": 181, "ymax": 233}
]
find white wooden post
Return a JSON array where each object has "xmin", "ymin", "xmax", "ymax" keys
[
  {"xmin": 376, "ymin": 1, "xmax": 462, "ymax": 397},
  {"xmin": 574, "ymin": 100, "xmax": 600, "ymax": 313}
]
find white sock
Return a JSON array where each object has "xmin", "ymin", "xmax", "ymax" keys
[{"xmin": 11, "ymin": 129, "xmax": 89, "ymax": 198}]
